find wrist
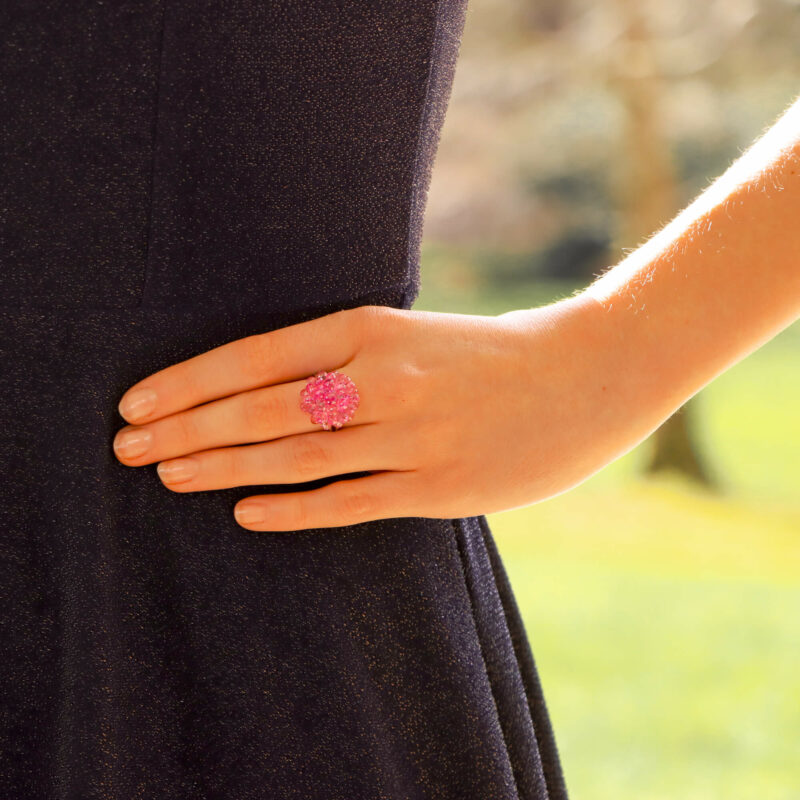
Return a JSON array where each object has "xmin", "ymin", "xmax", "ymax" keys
[
  {"xmin": 498, "ymin": 292, "xmax": 643, "ymax": 468},
  {"xmin": 500, "ymin": 288, "xmax": 682, "ymax": 467}
]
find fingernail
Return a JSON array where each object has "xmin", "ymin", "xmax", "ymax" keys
[
  {"xmin": 113, "ymin": 428, "xmax": 153, "ymax": 458},
  {"xmin": 235, "ymin": 504, "xmax": 265, "ymax": 525},
  {"xmin": 118, "ymin": 388, "xmax": 157, "ymax": 422},
  {"xmin": 157, "ymin": 458, "xmax": 198, "ymax": 484}
]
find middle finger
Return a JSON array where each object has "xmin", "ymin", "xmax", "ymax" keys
[
  {"xmin": 113, "ymin": 369, "xmax": 369, "ymax": 466},
  {"xmin": 156, "ymin": 424, "xmax": 411, "ymax": 493}
]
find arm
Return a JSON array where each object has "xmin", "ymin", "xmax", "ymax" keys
[
  {"xmin": 112, "ymin": 97, "xmax": 800, "ymax": 529},
  {"xmin": 568, "ymin": 94, "xmax": 800, "ymax": 458}
]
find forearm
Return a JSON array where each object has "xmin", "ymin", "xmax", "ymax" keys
[{"xmin": 576, "ymin": 95, "xmax": 800, "ymax": 443}]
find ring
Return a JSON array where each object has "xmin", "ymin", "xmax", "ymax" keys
[{"xmin": 299, "ymin": 370, "xmax": 360, "ymax": 431}]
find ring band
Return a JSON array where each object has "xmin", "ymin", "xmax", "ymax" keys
[{"xmin": 299, "ymin": 370, "xmax": 360, "ymax": 431}]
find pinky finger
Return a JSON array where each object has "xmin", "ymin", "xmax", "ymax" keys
[{"xmin": 233, "ymin": 469, "xmax": 417, "ymax": 531}]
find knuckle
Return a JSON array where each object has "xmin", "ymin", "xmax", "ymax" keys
[
  {"xmin": 340, "ymin": 486, "xmax": 373, "ymax": 520},
  {"xmin": 290, "ymin": 438, "xmax": 331, "ymax": 479},
  {"xmin": 412, "ymin": 416, "xmax": 442, "ymax": 461},
  {"xmin": 241, "ymin": 332, "xmax": 276, "ymax": 381},
  {"xmin": 175, "ymin": 361, "xmax": 203, "ymax": 399},
  {"xmin": 286, "ymin": 497, "xmax": 310, "ymax": 531},
  {"xmin": 435, "ymin": 415, "xmax": 460, "ymax": 450},
  {"xmin": 382, "ymin": 361, "xmax": 425, "ymax": 413},
  {"xmin": 353, "ymin": 304, "xmax": 391, "ymax": 340},
  {"xmin": 173, "ymin": 411, "xmax": 198, "ymax": 448},
  {"xmin": 353, "ymin": 303, "xmax": 380, "ymax": 327},
  {"xmin": 345, "ymin": 304, "xmax": 384, "ymax": 343},
  {"xmin": 225, "ymin": 447, "xmax": 245, "ymax": 484},
  {"xmin": 243, "ymin": 390, "xmax": 287, "ymax": 433}
]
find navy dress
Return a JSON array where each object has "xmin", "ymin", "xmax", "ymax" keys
[{"xmin": 0, "ymin": 2, "xmax": 570, "ymax": 797}]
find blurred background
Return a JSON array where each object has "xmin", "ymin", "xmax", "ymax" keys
[{"xmin": 415, "ymin": 0, "xmax": 800, "ymax": 797}]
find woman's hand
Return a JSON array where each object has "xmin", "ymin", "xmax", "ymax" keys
[{"xmin": 113, "ymin": 294, "xmax": 620, "ymax": 531}]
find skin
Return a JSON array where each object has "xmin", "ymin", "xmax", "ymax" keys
[{"xmin": 114, "ymin": 95, "xmax": 800, "ymax": 532}]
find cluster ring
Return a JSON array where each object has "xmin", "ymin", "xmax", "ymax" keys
[{"xmin": 299, "ymin": 370, "xmax": 360, "ymax": 431}]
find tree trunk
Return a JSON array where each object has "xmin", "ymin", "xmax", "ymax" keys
[{"xmin": 610, "ymin": 0, "xmax": 716, "ymax": 487}]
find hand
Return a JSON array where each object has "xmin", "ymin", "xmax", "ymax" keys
[{"xmin": 114, "ymin": 295, "xmax": 613, "ymax": 531}]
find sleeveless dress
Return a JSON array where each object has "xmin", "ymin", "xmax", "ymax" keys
[{"xmin": 0, "ymin": 2, "xmax": 570, "ymax": 798}]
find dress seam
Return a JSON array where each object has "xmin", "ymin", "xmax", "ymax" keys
[
  {"xmin": 449, "ymin": 517, "xmax": 523, "ymax": 800},
  {"xmin": 477, "ymin": 514, "xmax": 569, "ymax": 800}
]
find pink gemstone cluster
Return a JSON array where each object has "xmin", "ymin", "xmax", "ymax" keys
[{"xmin": 299, "ymin": 370, "xmax": 360, "ymax": 431}]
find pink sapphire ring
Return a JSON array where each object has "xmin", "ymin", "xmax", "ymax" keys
[{"xmin": 299, "ymin": 370, "xmax": 360, "ymax": 431}]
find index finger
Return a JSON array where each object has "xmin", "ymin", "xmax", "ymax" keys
[{"xmin": 117, "ymin": 306, "xmax": 366, "ymax": 425}]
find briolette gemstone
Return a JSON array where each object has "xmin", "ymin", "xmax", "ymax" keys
[{"xmin": 299, "ymin": 370, "xmax": 360, "ymax": 431}]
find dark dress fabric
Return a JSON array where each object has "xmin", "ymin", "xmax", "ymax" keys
[{"xmin": 0, "ymin": 2, "xmax": 570, "ymax": 798}]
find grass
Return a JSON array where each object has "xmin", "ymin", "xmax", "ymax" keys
[
  {"xmin": 489, "ymin": 478, "xmax": 800, "ymax": 800},
  {"xmin": 415, "ymin": 247, "xmax": 800, "ymax": 799}
]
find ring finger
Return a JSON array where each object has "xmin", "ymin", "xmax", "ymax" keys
[{"xmin": 113, "ymin": 367, "xmax": 367, "ymax": 466}]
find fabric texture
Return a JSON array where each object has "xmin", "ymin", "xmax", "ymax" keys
[{"xmin": 0, "ymin": 1, "xmax": 570, "ymax": 797}]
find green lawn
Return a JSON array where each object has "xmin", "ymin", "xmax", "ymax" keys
[{"xmin": 415, "ymin": 253, "xmax": 800, "ymax": 799}]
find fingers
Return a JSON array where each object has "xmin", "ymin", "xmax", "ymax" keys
[
  {"xmin": 232, "ymin": 469, "xmax": 418, "ymax": 531},
  {"xmin": 113, "ymin": 368, "xmax": 370, "ymax": 466},
  {"xmin": 155, "ymin": 426, "xmax": 409, "ymax": 493},
  {"xmin": 117, "ymin": 305, "xmax": 373, "ymax": 426}
]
